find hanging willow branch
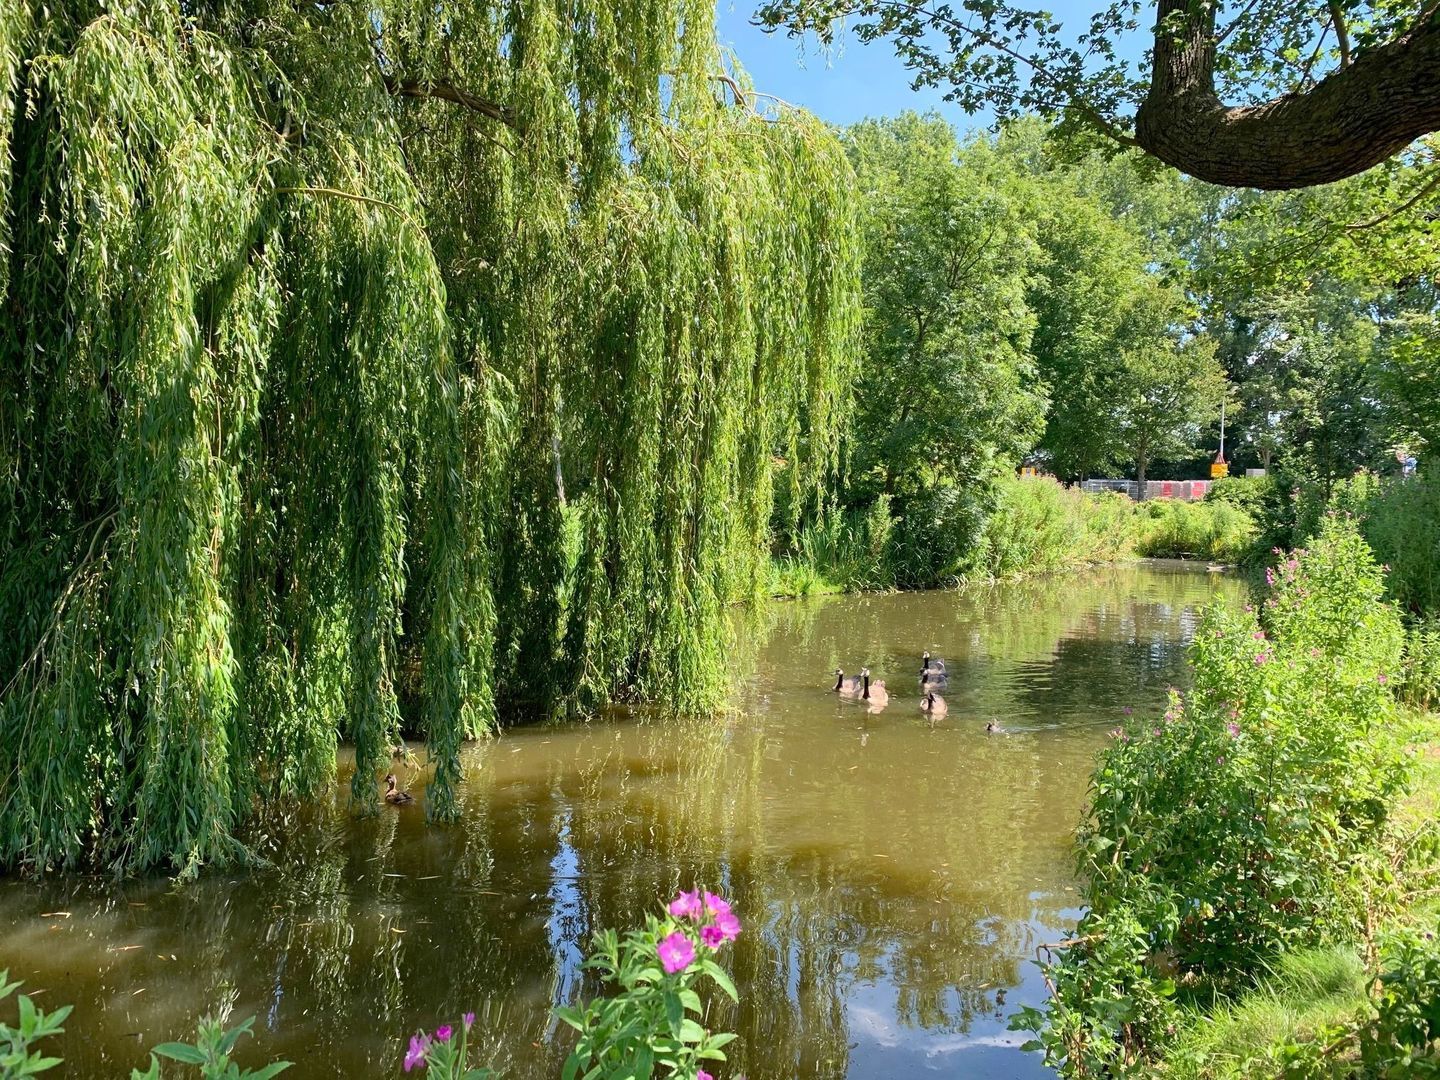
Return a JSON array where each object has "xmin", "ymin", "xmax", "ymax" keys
[{"xmin": 0, "ymin": 0, "xmax": 862, "ymax": 875}]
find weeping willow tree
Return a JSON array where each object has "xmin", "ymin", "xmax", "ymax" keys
[{"xmin": 0, "ymin": 0, "xmax": 860, "ymax": 873}]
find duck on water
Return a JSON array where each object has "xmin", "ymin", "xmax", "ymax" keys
[{"xmin": 384, "ymin": 774, "xmax": 415, "ymax": 805}]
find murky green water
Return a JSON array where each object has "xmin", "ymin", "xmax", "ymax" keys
[{"xmin": 0, "ymin": 562, "xmax": 1242, "ymax": 1078}]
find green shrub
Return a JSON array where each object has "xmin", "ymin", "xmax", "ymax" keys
[
  {"xmin": 1362, "ymin": 475, "xmax": 1440, "ymax": 617},
  {"xmin": 1205, "ymin": 476, "xmax": 1277, "ymax": 517},
  {"xmin": 886, "ymin": 485, "xmax": 989, "ymax": 586},
  {"xmin": 1015, "ymin": 516, "xmax": 1407, "ymax": 1076},
  {"xmin": 979, "ymin": 476, "xmax": 1136, "ymax": 576},
  {"xmin": 1135, "ymin": 498, "xmax": 1256, "ymax": 562},
  {"xmin": 1360, "ymin": 921, "xmax": 1440, "ymax": 1077},
  {"xmin": 1401, "ymin": 618, "xmax": 1440, "ymax": 710}
]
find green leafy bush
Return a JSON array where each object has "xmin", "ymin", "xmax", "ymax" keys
[
  {"xmin": 1204, "ymin": 476, "xmax": 1278, "ymax": 519},
  {"xmin": 1135, "ymin": 498, "xmax": 1256, "ymax": 562},
  {"xmin": 1015, "ymin": 516, "xmax": 1407, "ymax": 1075},
  {"xmin": 1360, "ymin": 922, "xmax": 1440, "ymax": 1077},
  {"xmin": 1362, "ymin": 475, "xmax": 1440, "ymax": 617},
  {"xmin": 887, "ymin": 486, "xmax": 990, "ymax": 587},
  {"xmin": 980, "ymin": 476, "xmax": 1135, "ymax": 577},
  {"xmin": 1401, "ymin": 618, "xmax": 1440, "ymax": 709}
]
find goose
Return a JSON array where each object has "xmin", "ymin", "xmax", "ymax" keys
[
  {"xmin": 833, "ymin": 668, "xmax": 863, "ymax": 697},
  {"xmin": 861, "ymin": 668, "xmax": 889, "ymax": 708},
  {"xmin": 384, "ymin": 774, "xmax": 415, "ymax": 806},
  {"xmin": 919, "ymin": 651, "xmax": 948, "ymax": 684},
  {"xmin": 921, "ymin": 691, "xmax": 947, "ymax": 718}
]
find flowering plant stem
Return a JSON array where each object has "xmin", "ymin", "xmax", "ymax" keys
[{"xmin": 556, "ymin": 890, "xmax": 741, "ymax": 1080}]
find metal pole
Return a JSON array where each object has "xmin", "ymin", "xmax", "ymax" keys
[{"xmin": 1218, "ymin": 400, "xmax": 1226, "ymax": 461}]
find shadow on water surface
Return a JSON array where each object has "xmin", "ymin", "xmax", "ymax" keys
[{"xmin": 0, "ymin": 562, "xmax": 1243, "ymax": 1078}]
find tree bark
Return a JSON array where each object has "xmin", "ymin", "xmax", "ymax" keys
[{"xmin": 1135, "ymin": 1, "xmax": 1440, "ymax": 189}]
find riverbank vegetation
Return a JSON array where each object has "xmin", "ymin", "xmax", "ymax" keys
[{"xmin": 1012, "ymin": 518, "xmax": 1440, "ymax": 1077}]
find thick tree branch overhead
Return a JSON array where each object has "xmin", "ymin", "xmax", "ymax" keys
[
  {"xmin": 1137, "ymin": 0, "xmax": 1440, "ymax": 188},
  {"xmin": 754, "ymin": 0, "xmax": 1440, "ymax": 190}
]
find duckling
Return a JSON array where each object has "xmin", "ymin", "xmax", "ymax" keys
[
  {"xmin": 383, "ymin": 773, "xmax": 415, "ymax": 806},
  {"xmin": 985, "ymin": 720, "xmax": 1005, "ymax": 734},
  {"xmin": 921, "ymin": 691, "xmax": 947, "ymax": 718},
  {"xmin": 833, "ymin": 668, "xmax": 863, "ymax": 697},
  {"xmin": 861, "ymin": 668, "xmax": 889, "ymax": 709}
]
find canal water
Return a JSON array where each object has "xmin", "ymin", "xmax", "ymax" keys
[{"xmin": 0, "ymin": 562, "xmax": 1243, "ymax": 1078}]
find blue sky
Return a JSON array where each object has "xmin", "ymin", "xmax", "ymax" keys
[{"xmin": 712, "ymin": 1, "xmax": 1139, "ymax": 134}]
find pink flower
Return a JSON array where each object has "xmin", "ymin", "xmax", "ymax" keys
[
  {"xmin": 698, "ymin": 1071, "xmax": 713, "ymax": 1080},
  {"xmin": 1227, "ymin": 722, "xmax": 1240, "ymax": 738},
  {"xmin": 658, "ymin": 931, "xmax": 696, "ymax": 974},
  {"xmin": 1254, "ymin": 652, "xmax": 1270, "ymax": 666},
  {"xmin": 703, "ymin": 892, "xmax": 732, "ymax": 918},
  {"xmin": 435, "ymin": 1025, "xmax": 453, "ymax": 1044},
  {"xmin": 701, "ymin": 924, "xmax": 726, "ymax": 949},
  {"xmin": 404, "ymin": 1035, "xmax": 429, "ymax": 1072},
  {"xmin": 668, "ymin": 889, "xmax": 703, "ymax": 920},
  {"xmin": 1265, "ymin": 567, "xmax": 1275, "ymax": 586},
  {"xmin": 1252, "ymin": 631, "xmax": 1266, "ymax": 641},
  {"xmin": 1378, "ymin": 673, "xmax": 1389, "ymax": 685},
  {"xmin": 1121, "ymin": 706, "xmax": 1133, "ymax": 716},
  {"xmin": 1152, "ymin": 728, "xmax": 1162, "ymax": 737},
  {"xmin": 462, "ymin": 1012, "xmax": 475, "ymax": 1030}
]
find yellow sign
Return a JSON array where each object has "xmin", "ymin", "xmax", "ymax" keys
[
  {"xmin": 1210, "ymin": 461, "xmax": 1229, "ymax": 479},
  {"xmin": 1020, "ymin": 466, "xmax": 1037, "ymax": 478}
]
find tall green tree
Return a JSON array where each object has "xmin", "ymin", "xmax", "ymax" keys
[{"xmin": 840, "ymin": 114, "xmax": 1044, "ymax": 582}]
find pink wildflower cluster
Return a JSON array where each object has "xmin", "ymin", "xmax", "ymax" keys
[
  {"xmin": 660, "ymin": 890, "xmax": 741, "ymax": 974},
  {"xmin": 403, "ymin": 1012, "xmax": 475, "ymax": 1072}
]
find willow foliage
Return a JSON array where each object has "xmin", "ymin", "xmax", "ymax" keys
[{"xmin": 0, "ymin": 0, "xmax": 861, "ymax": 872}]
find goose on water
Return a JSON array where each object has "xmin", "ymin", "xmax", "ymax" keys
[
  {"xmin": 861, "ymin": 668, "xmax": 889, "ymax": 709},
  {"xmin": 919, "ymin": 651, "xmax": 948, "ymax": 686},
  {"xmin": 833, "ymin": 668, "xmax": 863, "ymax": 697},
  {"xmin": 920, "ymin": 691, "xmax": 947, "ymax": 718}
]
